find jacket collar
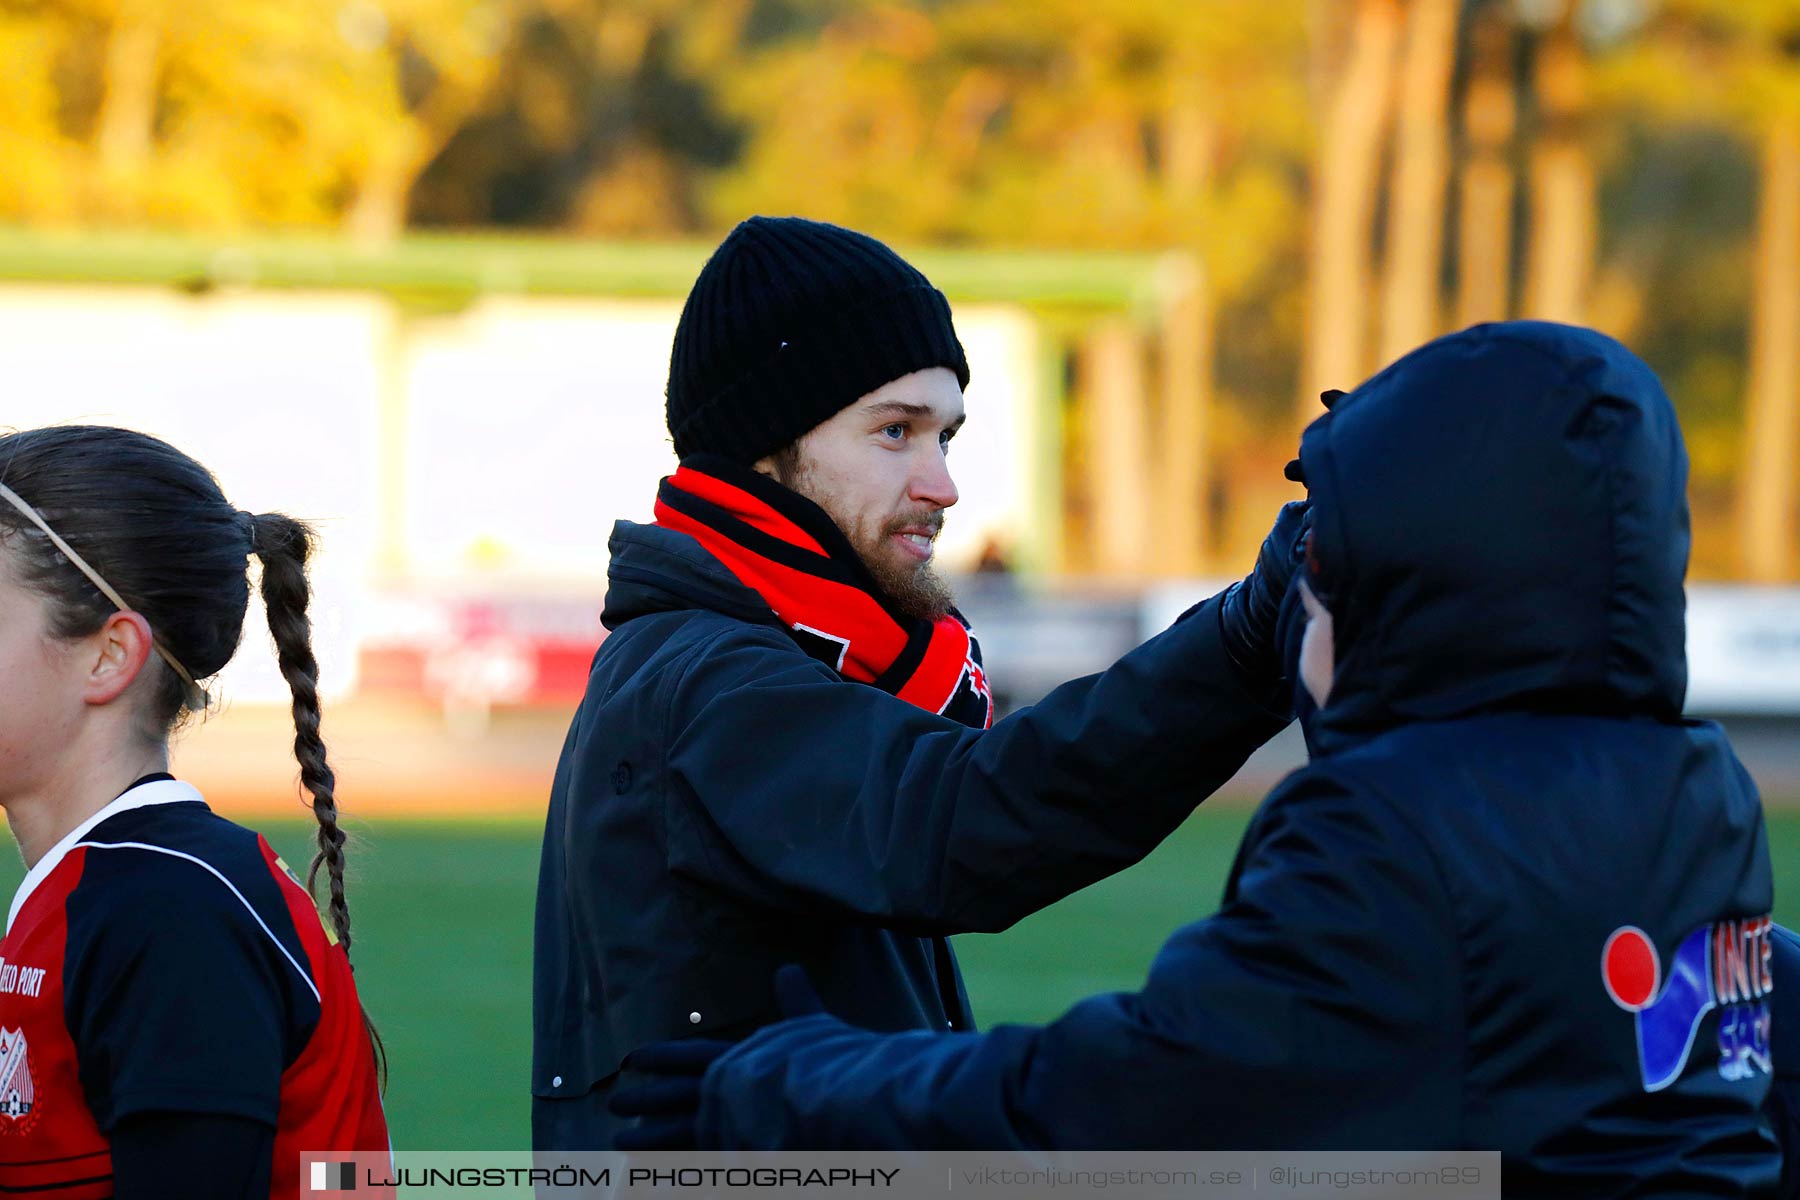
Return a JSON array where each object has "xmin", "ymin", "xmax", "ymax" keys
[{"xmin": 8, "ymin": 777, "xmax": 205, "ymax": 933}]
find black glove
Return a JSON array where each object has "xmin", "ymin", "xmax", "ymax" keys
[
  {"xmin": 1284, "ymin": 389, "xmax": 1345, "ymax": 485},
  {"xmin": 610, "ymin": 1038, "xmax": 734, "ymax": 1150},
  {"xmin": 608, "ymin": 966, "xmax": 830, "ymax": 1151},
  {"xmin": 1218, "ymin": 500, "xmax": 1311, "ymax": 687},
  {"xmin": 1219, "ymin": 386, "xmax": 1340, "ymax": 685}
]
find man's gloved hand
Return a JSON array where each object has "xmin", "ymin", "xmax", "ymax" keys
[
  {"xmin": 1222, "ymin": 388, "xmax": 1341, "ymax": 688},
  {"xmin": 1218, "ymin": 500, "xmax": 1311, "ymax": 686},
  {"xmin": 608, "ymin": 966, "xmax": 831, "ymax": 1151},
  {"xmin": 1284, "ymin": 389, "xmax": 1345, "ymax": 486},
  {"xmin": 610, "ymin": 1038, "xmax": 734, "ymax": 1150}
]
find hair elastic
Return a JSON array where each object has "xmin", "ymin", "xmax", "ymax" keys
[{"xmin": 0, "ymin": 479, "xmax": 205, "ymax": 706}]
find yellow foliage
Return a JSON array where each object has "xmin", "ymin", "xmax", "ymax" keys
[
  {"xmin": 706, "ymin": 0, "xmax": 1309, "ymax": 301},
  {"xmin": 0, "ymin": 0, "xmax": 511, "ymax": 232}
]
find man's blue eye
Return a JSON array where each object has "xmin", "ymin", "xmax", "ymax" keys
[{"xmin": 883, "ymin": 424, "xmax": 906, "ymax": 440}]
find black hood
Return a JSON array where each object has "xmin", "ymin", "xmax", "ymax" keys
[
  {"xmin": 1299, "ymin": 321, "xmax": 1689, "ymax": 751},
  {"xmin": 600, "ymin": 519, "xmax": 781, "ymax": 631}
]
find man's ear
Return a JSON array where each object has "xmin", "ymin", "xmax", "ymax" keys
[{"xmin": 83, "ymin": 611, "xmax": 156, "ymax": 706}]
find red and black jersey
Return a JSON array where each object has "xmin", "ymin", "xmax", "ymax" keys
[{"xmin": 0, "ymin": 778, "xmax": 388, "ymax": 1199}]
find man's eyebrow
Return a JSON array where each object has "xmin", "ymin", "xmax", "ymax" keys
[{"xmin": 863, "ymin": 401, "xmax": 967, "ymax": 430}]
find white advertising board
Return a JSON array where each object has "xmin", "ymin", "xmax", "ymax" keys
[
  {"xmin": 0, "ymin": 286, "xmax": 384, "ymax": 703},
  {"xmin": 398, "ymin": 296, "xmax": 1040, "ymax": 583},
  {"xmin": 1686, "ymin": 586, "xmax": 1800, "ymax": 714},
  {"xmin": 1143, "ymin": 582, "xmax": 1800, "ymax": 716},
  {"xmin": 0, "ymin": 286, "xmax": 1044, "ymax": 704}
]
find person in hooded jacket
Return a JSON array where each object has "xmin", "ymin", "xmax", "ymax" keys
[
  {"xmin": 618, "ymin": 322, "xmax": 1780, "ymax": 1196},
  {"xmin": 533, "ymin": 216, "xmax": 1308, "ymax": 1148}
]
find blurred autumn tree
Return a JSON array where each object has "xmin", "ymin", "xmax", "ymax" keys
[
  {"xmin": 0, "ymin": 0, "xmax": 517, "ymax": 230},
  {"xmin": 1656, "ymin": 0, "xmax": 1800, "ymax": 583},
  {"xmin": 712, "ymin": 2, "xmax": 1307, "ymax": 260},
  {"xmin": 1590, "ymin": 0, "xmax": 1800, "ymax": 578},
  {"xmin": 1295, "ymin": 0, "xmax": 1798, "ymax": 580},
  {"xmin": 0, "ymin": 0, "xmax": 1794, "ymax": 577},
  {"xmin": 409, "ymin": 0, "xmax": 766, "ymax": 234},
  {"xmin": 706, "ymin": 0, "xmax": 1311, "ymax": 569}
]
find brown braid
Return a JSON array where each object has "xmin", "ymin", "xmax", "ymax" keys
[{"xmin": 250, "ymin": 511, "xmax": 387, "ymax": 1090}]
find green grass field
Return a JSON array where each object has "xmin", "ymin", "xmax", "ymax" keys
[{"xmin": 3, "ymin": 804, "xmax": 1798, "ymax": 1149}]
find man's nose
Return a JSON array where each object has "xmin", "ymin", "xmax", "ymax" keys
[{"xmin": 911, "ymin": 443, "xmax": 959, "ymax": 510}]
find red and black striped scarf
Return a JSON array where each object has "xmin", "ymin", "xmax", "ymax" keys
[{"xmin": 654, "ymin": 456, "xmax": 994, "ymax": 729}]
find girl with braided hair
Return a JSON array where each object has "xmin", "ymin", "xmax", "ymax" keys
[{"xmin": 0, "ymin": 426, "xmax": 388, "ymax": 1199}]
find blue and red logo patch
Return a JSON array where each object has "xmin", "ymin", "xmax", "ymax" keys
[{"xmin": 1602, "ymin": 917, "xmax": 1773, "ymax": 1091}]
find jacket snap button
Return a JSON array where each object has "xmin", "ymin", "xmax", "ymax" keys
[
  {"xmin": 689, "ymin": 1011, "xmax": 702, "ymax": 1024},
  {"xmin": 552, "ymin": 1075, "xmax": 563, "ymax": 1087},
  {"xmin": 613, "ymin": 762, "xmax": 632, "ymax": 793}
]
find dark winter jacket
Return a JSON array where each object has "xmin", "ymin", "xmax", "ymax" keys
[
  {"xmin": 693, "ymin": 323, "xmax": 1779, "ymax": 1195},
  {"xmin": 531, "ymin": 516, "xmax": 1289, "ymax": 1148},
  {"xmin": 1770, "ymin": 928, "xmax": 1800, "ymax": 1196}
]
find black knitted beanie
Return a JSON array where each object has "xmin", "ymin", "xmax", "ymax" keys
[{"xmin": 666, "ymin": 216, "xmax": 971, "ymax": 463}]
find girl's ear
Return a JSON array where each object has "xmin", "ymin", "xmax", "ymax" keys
[{"xmin": 83, "ymin": 610, "xmax": 156, "ymax": 705}]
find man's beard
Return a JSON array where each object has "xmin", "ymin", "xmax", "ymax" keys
[
  {"xmin": 857, "ymin": 513, "xmax": 956, "ymax": 621},
  {"xmin": 777, "ymin": 462, "xmax": 956, "ymax": 621}
]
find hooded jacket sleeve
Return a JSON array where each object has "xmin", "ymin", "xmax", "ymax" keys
[
  {"xmin": 692, "ymin": 771, "xmax": 1464, "ymax": 1148},
  {"xmin": 1767, "ymin": 926, "xmax": 1800, "ymax": 1197},
  {"xmin": 661, "ymin": 593, "xmax": 1289, "ymax": 934}
]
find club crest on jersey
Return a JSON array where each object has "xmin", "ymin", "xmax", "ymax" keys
[
  {"xmin": 1602, "ymin": 918, "xmax": 1774, "ymax": 1092},
  {"xmin": 0, "ymin": 1027, "xmax": 36, "ymax": 1131}
]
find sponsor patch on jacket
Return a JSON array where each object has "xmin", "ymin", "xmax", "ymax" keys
[{"xmin": 1602, "ymin": 917, "xmax": 1773, "ymax": 1091}]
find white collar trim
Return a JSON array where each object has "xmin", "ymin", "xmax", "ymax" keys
[{"xmin": 7, "ymin": 778, "xmax": 205, "ymax": 934}]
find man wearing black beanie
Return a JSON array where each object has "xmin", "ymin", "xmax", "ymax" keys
[
  {"xmin": 664, "ymin": 215, "xmax": 976, "ymax": 622},
  {"xmin": 532, "ymin": 215, "xmax": 1309, "ymax": 1148}
]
